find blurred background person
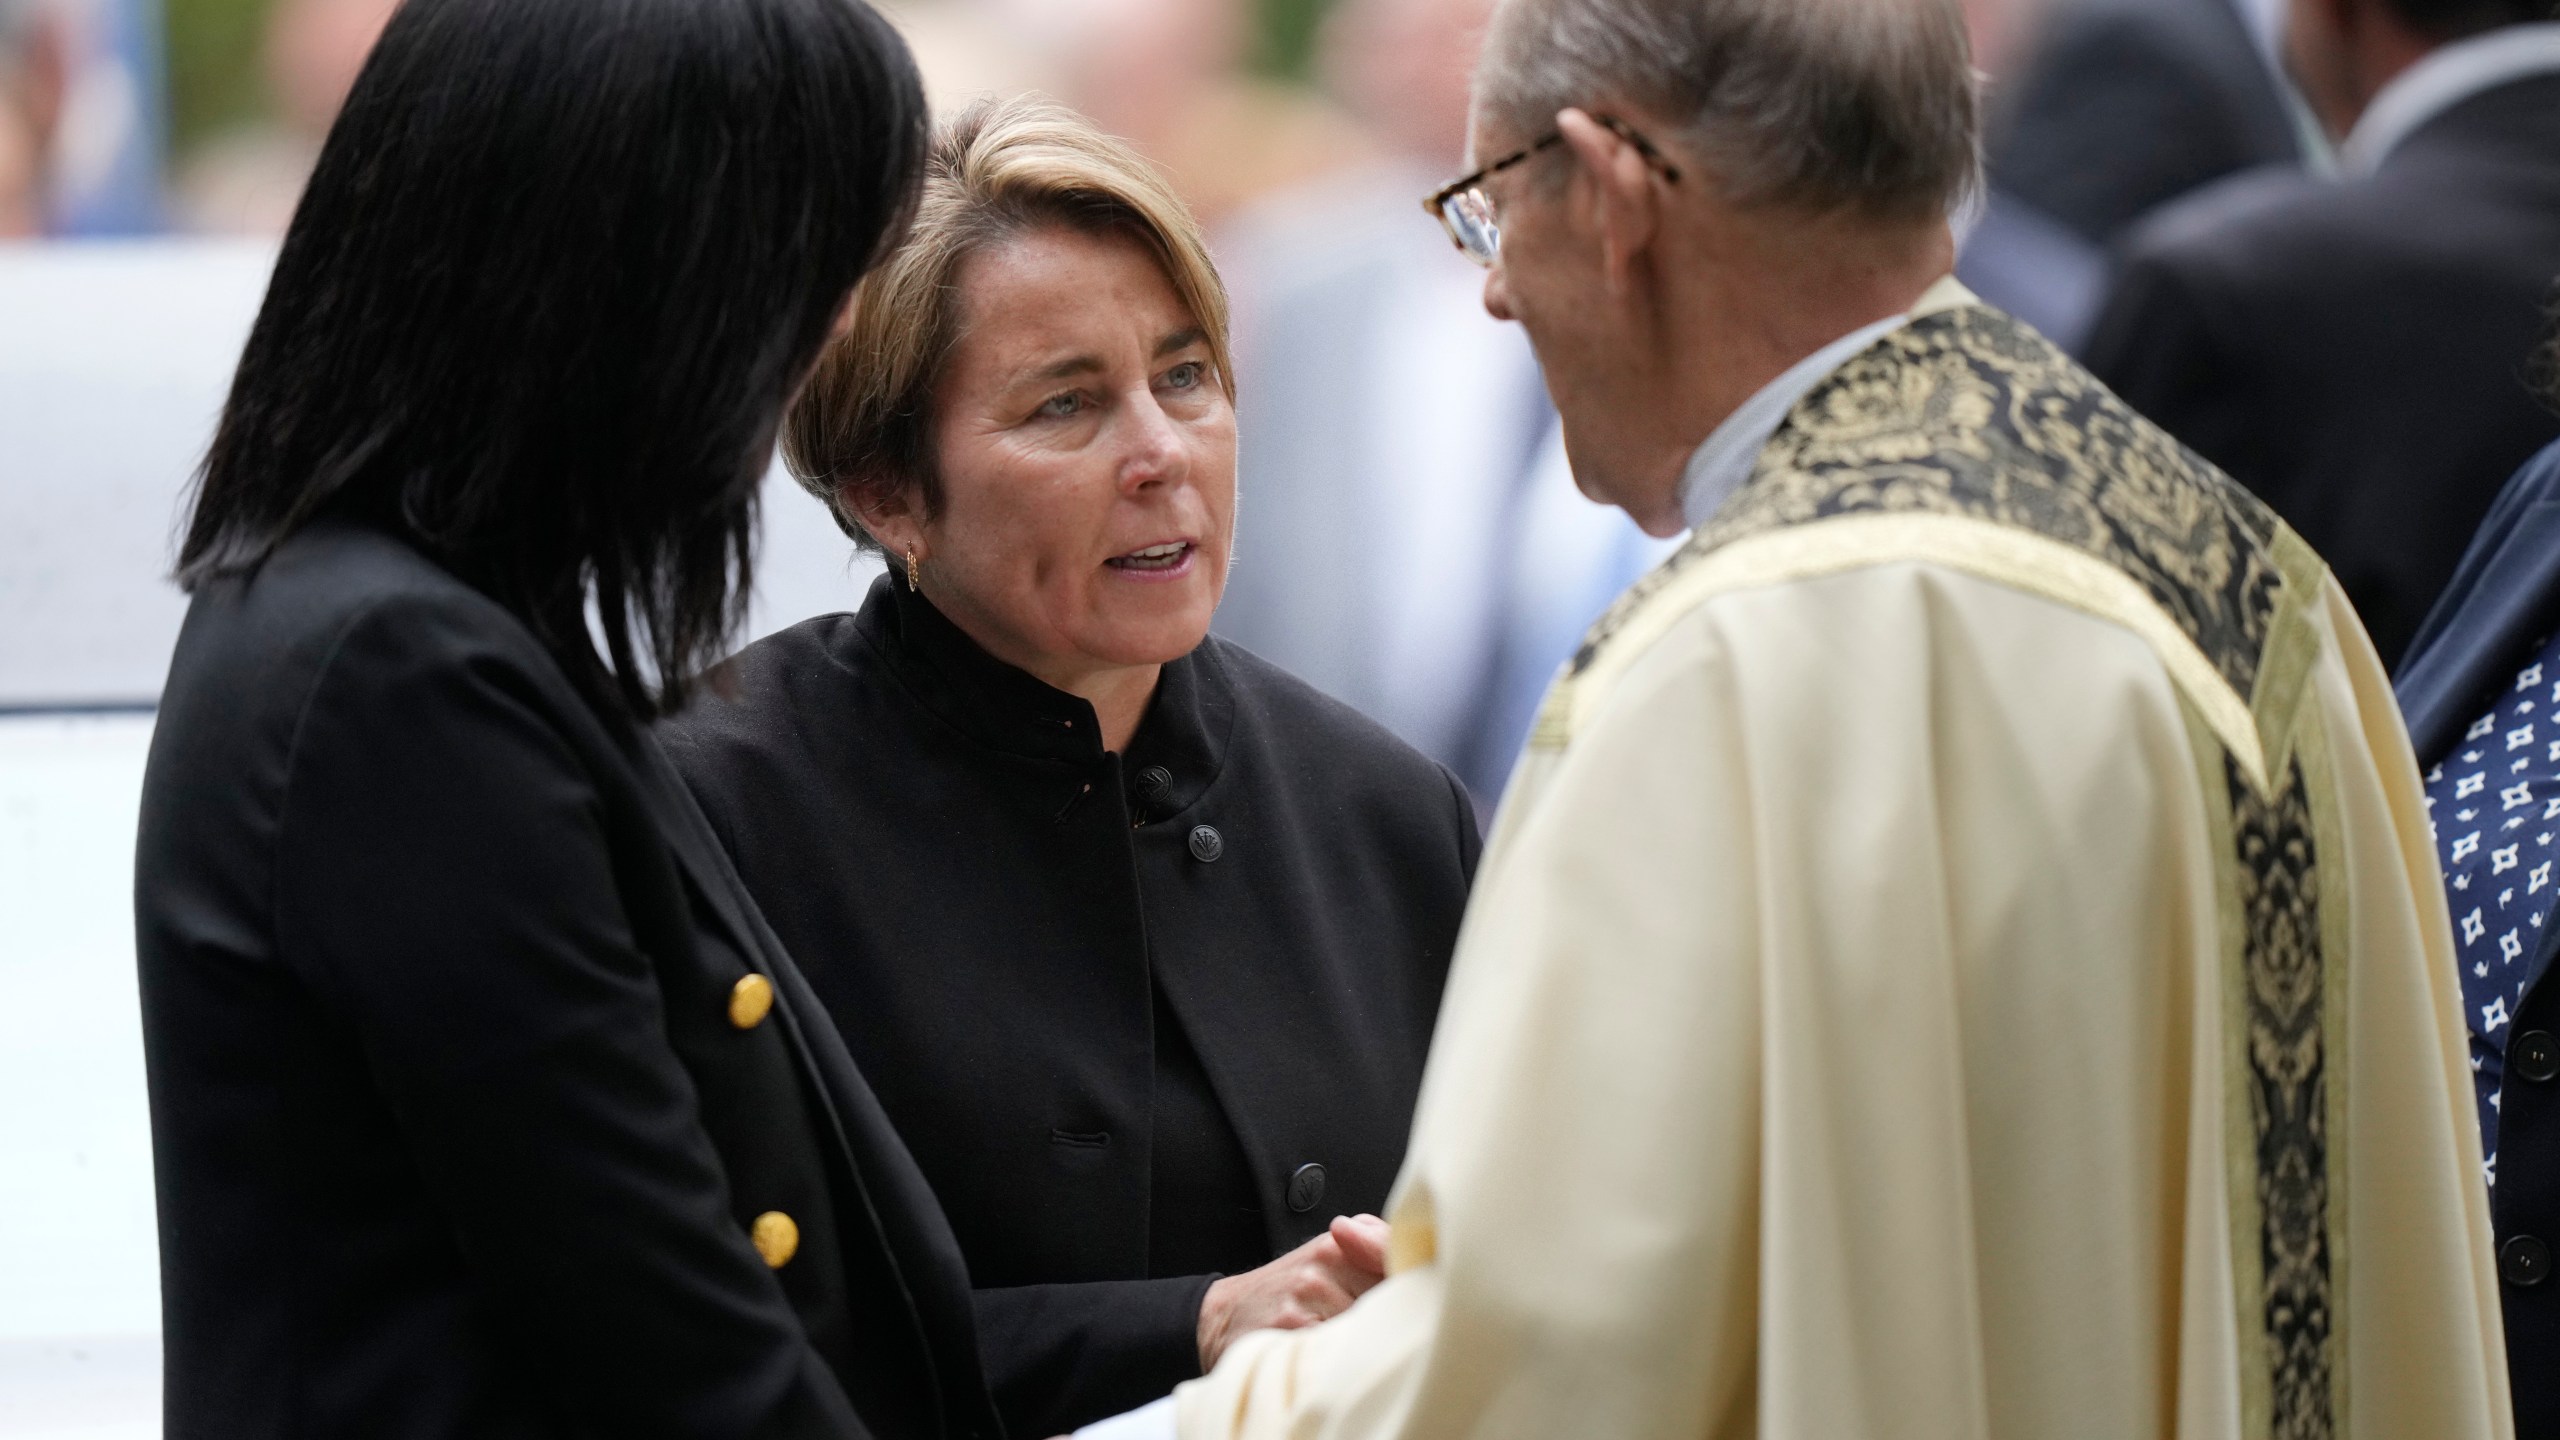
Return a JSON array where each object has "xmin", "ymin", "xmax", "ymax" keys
[
  {"xmin": 967, "ymin": 0, "xmax": 1368, "ymax": 227},
  {"xmin": 1213, "ymin": 0, "xmax": 1671, "ymax": 809},
  {"xmin": 2396, "ymin": 333, "xmax": 2560, "ymax": 1438},
  {"xmin": 172, "ymin": 0, "xmax": 390, "ymax": 233},
  {"xmin": 1, "ymin": 0, "xmax": 160, "ymax": 234},
  {"xmin": 665, "ymin": 97, "xmax": 1477, "ymax": 1440},
  {"xmin": 1956, "ymin": 0, "xmax": 2307, "ymax": 350},
  {"xmin": 1989, "ymin": 0, "xmax": 2305, "ymax": 252},
  {"xmin": 0, "ymin": 0, "xmax": 66, "ymax": 235},
  {"xmin": 2085, "ymin": 0, "xmax": 2560, "ymax": 667},
  {"xmin": 872, "ymin": 0, "xmax": 1059, "ymax": 113}
]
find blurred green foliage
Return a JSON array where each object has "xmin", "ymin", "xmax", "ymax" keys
[
  {"xmin": 1254, "ymin": 0, "xmax": 1339, "ymax": 79},
  {"xmin": 159, "ymin": 0, "xmax": 1343, "ymax": 161},
  {"xmin": 164, "ymin": 0, "xmax": 269, "ymax": 155}
]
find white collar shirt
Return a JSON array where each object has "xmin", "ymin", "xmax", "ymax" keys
[
  {"xmin": 1675, "ymin": 275, "xmax": 1980, "ymax": 532},
  {"xmin": 2230, "ymin": 0, "xmax": 2288, "ymax": 71},
  {"xmin": 2339, "ymin": 22, "xmax": 2560, "ymax": 177},
  {"xmin": 1675, "ymin": 317, "xmax": 1907, "ymax": 533}
]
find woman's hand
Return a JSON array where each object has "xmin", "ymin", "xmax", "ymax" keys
[{"xmin": 1195, "ymin": 1214, "xmax": 1392, "ymax": 1370}]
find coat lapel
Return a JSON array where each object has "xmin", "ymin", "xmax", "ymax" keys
[
  {"xmin": 2396, "ymin": 451, "xmax": 2560, "ymax": 1014},
  {"xmin": 627, "ymin": 731, "xmax": 955, "ymax": 1435},
  {"xmin": 2400, "ymin": 501, "xmax": 2560, "ymax": 762}
]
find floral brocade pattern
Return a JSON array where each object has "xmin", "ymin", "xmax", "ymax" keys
[
  {"xmin": 2231, "ymin": 755, "xmax": 2335, "ymax": 1440},
  {"xmin": 1572, "ymin": 305, "xmax": 2288, "ymax": 696}
]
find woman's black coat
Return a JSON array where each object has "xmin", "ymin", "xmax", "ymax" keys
[
  {"xmin": 134, "ymin": 522, "xmax": 1004, "ymax": 1440},
  {"xmin": 660, "ymin": 576, "xmax": 1479, "ymax": 1437}
]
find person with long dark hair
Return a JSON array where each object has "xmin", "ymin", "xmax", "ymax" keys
[{"xmin": 132, "ymin": 2, "xmax": 1004, "ymax": 1436}]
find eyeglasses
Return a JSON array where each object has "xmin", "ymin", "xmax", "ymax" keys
[{"xmin": 1421, "ymin": 114, "xmax": 1684, "ymax": 267}]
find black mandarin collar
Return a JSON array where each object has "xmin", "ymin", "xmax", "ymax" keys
[{"xmin": 851, "ymin": 574, "xmax": 1232, "ymax": 816}]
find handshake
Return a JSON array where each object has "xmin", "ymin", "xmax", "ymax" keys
[
  {"xmin": 1060, "ymin": 1216, "xmax": 1392, "ymax": 1440},
  {"xmin": 1196, "ymin": 1214, "xmax": 1392, "ymax": 1369}
]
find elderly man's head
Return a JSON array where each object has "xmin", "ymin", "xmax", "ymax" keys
[{"xmin": 1458, "ymin": 0, "xmax": 1976, "ymax": 533}]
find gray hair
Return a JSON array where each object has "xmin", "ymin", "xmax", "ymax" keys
[{"xmin": 1476, "ymin": 0, "xmax": 1981, "ymax": 221}]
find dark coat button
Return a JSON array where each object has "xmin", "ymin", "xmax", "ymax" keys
[
  {"xmin": 2518, "ymin": 1030, "xmax": 2560, "ymax": 1084},
  {"xmin": 1286, "ymin": 1163, "xmax": 1327, "ymax": 1213},
  {"xmin": 2503, "ymin": 1235, "xmax": 2552, "ymax": 1287},
  {"xmin": 1189, "ymin": 824, "xmax": 1225, "ymax": 862},
  {"xmin": 1131, "ymin": 766, "xmax": 1175, "ymax": 824}
]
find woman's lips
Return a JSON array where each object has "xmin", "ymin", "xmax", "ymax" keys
[{"xmin": 1105, "ymin": 541, "xmax": 1195, "ymax": 579}]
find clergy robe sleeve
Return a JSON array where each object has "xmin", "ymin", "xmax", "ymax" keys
[{"xmin": 1174, "ymin": 561, "xmax": 2508, "ymax": 1440}]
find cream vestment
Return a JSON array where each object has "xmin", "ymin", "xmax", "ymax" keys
[{"xmin": 1174, "ymin": 296, "xmax": 2513, "ymax": 1440}]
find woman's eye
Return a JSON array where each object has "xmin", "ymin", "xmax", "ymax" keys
[
  {"xmin": 1037, "ymin": 391, "xmax": 1084, "ymax": 419},
  {"xmin": 1163, "ymin": 362, "xmax": 1204, "ymax": 391}
]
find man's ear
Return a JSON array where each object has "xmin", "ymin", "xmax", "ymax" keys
[{"xmin": 1556, "ymin": 107, "xmax": 1662, "ymax": 298}]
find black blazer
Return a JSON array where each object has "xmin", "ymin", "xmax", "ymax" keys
[
  {"xmin": 1987, "ymin": 0, "xmax": 2301, "ymax": 248},
  {"xmin": 134, "ymin": 521, "xmax": 1004, "ymax": 1440},
  {"xmin": 2085, "ymin": 70, "xmax": 2560, "ymax": 666},
  {"xmin": 2398, "ymin": 438, "xmax": 2560, "ymax": 1437},
  {"xmin": 661, "ymin": 576, "xmax": 1478, "ymax": 1438}
]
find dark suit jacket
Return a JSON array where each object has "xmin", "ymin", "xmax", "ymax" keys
[
  {"xmin": 2086, "ymin": 71, "xmax": 2560, "ymax": 666},
  {"xmin": 1987, "ymin": 0, "xmax": 2301, "ymax": 249},
  {"xmin": 661, "ymin": 577, "xmax": 1478, "ymax": 1438},
  {"xmin": 134, "ymin": 521, "xmax": 1004, "ymax": 1440},
  {"xmin": 2398, "ymin": 438, "xmax": 2560, "ymax": 1438}
]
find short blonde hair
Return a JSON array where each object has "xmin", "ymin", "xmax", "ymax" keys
[{"xmin": 784, "ymin": 94, "xmax": 1235, "ymax": 549}]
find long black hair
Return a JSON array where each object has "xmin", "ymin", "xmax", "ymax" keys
[{"xmin": 179, "ymin": 0, "xmax": 928, "ymax": 716}]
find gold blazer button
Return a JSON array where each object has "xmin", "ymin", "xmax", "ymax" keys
[
  {"xmin": 751, "ymin": 1210, "xmax": 800, "ymax": 1269},
  {"xmin": 728, "ymin": 974, "xmax": 774, "ymax": 1030}
]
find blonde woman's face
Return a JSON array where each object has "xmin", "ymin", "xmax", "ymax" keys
[{"xmin": 918, "ymin": 225, "xmax": 1236, "ymax": 690}]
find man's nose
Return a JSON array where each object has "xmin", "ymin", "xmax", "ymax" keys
[{"xmin": 1482, "ymin": 262, "xmax": 1515, "ymax": 323}]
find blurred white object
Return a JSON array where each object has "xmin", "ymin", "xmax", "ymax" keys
[
  {"xmin": 0, "ymin": 1336, "xmax": 159, "ymax": 1440},
  {"xmin": 0, "ymin": 240, "xmax": 268, "ymax": 708},
  {"xmin": 0, "ymin": 240, "xmax": 881, "ymax": 711},
  {"xmin": 0, "ymin": 712, "xmax": 160, "ymax": 1436},
  {"xmin": 749, "ymin": 484, "xmax": 888, "ymax": 642}
]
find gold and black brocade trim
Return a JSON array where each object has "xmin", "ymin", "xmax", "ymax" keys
[
  {"xmin": 2228, "ymin": 752, "xmax": 2336, "ymax": 1440},
  {"xmin": 1568, "ymin": 305, "xmax": 2288, "ymax": 697}
]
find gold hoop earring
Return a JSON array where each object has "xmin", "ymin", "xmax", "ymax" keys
[{"xmin": 905, "ymin": 547, "xmax": 921, "ymax": 593}]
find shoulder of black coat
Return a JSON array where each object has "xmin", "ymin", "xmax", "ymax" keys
[
  {"xmin": 663, "ymin": 613, "xmax": 863, "ymax": 741},
  {"xmin": 1197, "ymin": 635, "xmax": 1465, "ymax": 798},
  {"xmin": 180, "ymin": 520, "xmax": 559, "ymax": 726}
]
